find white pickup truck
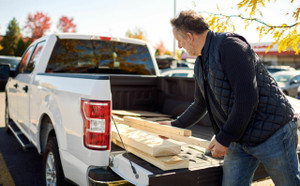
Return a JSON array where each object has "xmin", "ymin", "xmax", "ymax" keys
[
  {"xmin": 1, "ymin": 33, "xmax": 299, "ymax": 186},
  {"xmin": 1, "ymin": 34, "xmax": 212, "ymax": 186}
]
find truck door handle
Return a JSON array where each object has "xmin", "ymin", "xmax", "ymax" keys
[
  {"xmin": 23, "ymin": 85, "xmax": 28, "ymax": 93},
  {"xmin": 14, "ymin": 83, "xmax": 18, "ymax": 89}
]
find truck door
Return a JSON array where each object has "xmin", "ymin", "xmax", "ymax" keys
[
  {"xmin": 13, "ymin": 41, "xmax": 46, "ymax": 136},
  {"xmin": 8, "ymin": 45, "xmax": 35, "ymax": 134}
]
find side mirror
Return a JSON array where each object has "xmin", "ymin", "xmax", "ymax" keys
[
  {"xmin": 0, "ymin": 64, "xmax": 10, "ymax": 77},
  {"xmin": 290, "ymin": 80, "xmax": 299, "ymax": 85}
]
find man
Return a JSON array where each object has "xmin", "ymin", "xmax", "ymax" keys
[{"xmin": 160, "ymin": 10, "xmax": 300, "ymax": 186}]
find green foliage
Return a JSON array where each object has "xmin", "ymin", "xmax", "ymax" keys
[
  {"xmin": 15, "ymin": 38, "xmax": 32, "ymax": 57},
  {"xmin": 0, "ymin": 18, "xmax": 21, "ymax": 56}
]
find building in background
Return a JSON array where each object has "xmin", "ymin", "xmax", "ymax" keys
[
  {"xmin": 180, "ymin": 42, "xmax": 300, "ymax": 69},
  {"xmin": 252, "ymin": 42, "xmax": 300, "ymax": 69}
]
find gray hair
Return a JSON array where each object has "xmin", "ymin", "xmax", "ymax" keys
[{"xmin": 170, "ymin": 10, "xmax": 209, "ymax": 36}]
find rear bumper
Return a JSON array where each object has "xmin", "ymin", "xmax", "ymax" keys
[{"xmin": 88, "ymin": 167, "xmax": 129, "ymax": 186}]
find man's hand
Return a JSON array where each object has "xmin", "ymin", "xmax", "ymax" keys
[
  {"xmin": 157, "ymin": 121, "xmax": 171, "ymax": 139},
  {"xmin": 208, "ymin": 138, "xmax": 228, "ymax": 158}
]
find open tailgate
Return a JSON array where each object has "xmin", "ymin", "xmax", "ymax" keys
[{"xmin": 109, "ymin": 144, "xmax": 223, "ymax": 186}]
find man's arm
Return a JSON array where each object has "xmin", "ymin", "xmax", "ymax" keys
[
  {"xmin": 171, "ymin": 77, "xmax": 207, "ymax": 128},
  {"xmin": 216, "ymin": 36, "xmax": 259, "ymax": 147}
]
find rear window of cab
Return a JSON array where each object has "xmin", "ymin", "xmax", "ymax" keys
[{"xmin": 46, "ymin": 39, "xmax": 156, "ymax": 75}]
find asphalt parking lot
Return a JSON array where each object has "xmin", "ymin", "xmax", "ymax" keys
[{"xmin": 0, "ymin": 92, "xmax": 43, "ymax": 186}]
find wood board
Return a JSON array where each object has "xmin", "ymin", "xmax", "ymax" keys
[
  {"xmin": 113, "ymin": 116, "xmax": 210, "ymax": 149},
  {"xmin": 112, "ymin": 110, "xmax": 171, "ymax": 118},
  {"xmin": 111, "ymin": 124, "xmax": 181, "ymax": 157},
  {"xmin": 123, "ymin": 116, "xmax": 192, "ymax": 137},
  {"xmin": 112, "ymin": 139, "xmax": 189, "ymax": 171}
]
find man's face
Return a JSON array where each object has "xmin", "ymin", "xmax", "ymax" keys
[{"xmin": 173, "ymin": 28, "xmax": 198, "ymax": 56}]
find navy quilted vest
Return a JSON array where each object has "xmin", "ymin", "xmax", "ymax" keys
[{"xmin": 195, "ymin": 31, "xmax": 294, "ymax": 145}]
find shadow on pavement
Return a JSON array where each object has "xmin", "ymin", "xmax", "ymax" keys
[{"xmin": 0, "ymin": 127, "xmax": 43, "ymax": 186}]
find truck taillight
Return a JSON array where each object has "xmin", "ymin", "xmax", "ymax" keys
[
  {"xmin": 99, "ymin": 36, "xmax": 111, "ymax": 41},
  {"xmin": 81, "ymin": 99, "xmax": 111, "ymax": 150}
]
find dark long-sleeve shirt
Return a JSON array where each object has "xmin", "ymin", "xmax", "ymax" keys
[{"xmin": 172, "ymin": 32, "xmax": 259, "ymax": 147}]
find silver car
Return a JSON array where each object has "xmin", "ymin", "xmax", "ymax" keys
[
  {"xmin": 160, "ymin": 68, "xmax": 194, "ymax": 78},
  {"xmin": 273, "ymin": 70, "xmax": 300, "ymax": 97}
]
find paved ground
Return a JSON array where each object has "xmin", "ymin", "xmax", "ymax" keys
[{"xmin": 0, "ymin": 92, "xmax": 43, "ymax": 186}]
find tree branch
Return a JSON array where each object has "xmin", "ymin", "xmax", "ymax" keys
[{"xmin": 199, "ymin": 11, "xmax": 300, "ymax": 28}]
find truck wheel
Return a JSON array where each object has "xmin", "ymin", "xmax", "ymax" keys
[
  {"xmin": 5, "ymin": 99, "xmax": 12, "ymax": 134},
  {"xmin": 43, "ymin": 135, "xmax": 66, "ymax": 186}
]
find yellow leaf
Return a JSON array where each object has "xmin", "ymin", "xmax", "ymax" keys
[
  {"xmin": 266, "ymin": 42, "xmax": 276, "ymax": 53},
  {"xmin": 293, "ymin": 8, "xmax": 300, "ymax": 20},
  {"xmin": 216, "ymin": 4, "xmax": 221, "ymax": 12}
]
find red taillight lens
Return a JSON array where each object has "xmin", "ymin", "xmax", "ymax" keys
[
  {"xmin": 81, "ymin": 99, "xmax": 111, "ymax": 150},
  {"xmin": 99, "ymin": 36, "xmax": 111, "ymax": 41}
]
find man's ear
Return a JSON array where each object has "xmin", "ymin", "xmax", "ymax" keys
[{"xmin": 186, "ymin": 32, "xmax": 193, "ymax": 42}]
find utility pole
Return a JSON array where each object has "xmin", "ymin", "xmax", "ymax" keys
[{"xmin": 173, "ymin": 0, "xmax": 177, "ymax": 59}]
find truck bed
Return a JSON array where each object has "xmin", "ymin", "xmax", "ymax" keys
[
  {"xmin": 105, "ymin": 75, "xmax": 274, "ymax": 185},
  {"xmin": 107, "ymin": 122, "xmax": 272, "ymax": 186}
]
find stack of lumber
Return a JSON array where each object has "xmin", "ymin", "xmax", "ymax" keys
[
  {"xmin": 111, "ymin": 110, "xmax": 212, "ymax": 171},
  {"xmin": 111, "ymin": 124, "xmax": 189, "ymax": 170}
]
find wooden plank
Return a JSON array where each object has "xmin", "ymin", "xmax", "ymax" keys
[
  {"xmin": 114, "ymin": 116, "xmax": 210, "ymax": 149},
  {"xmin": 112, "ymin": 110, "xmax": 171, "ymax": 118},
  {"xmin": 112, "ymin": 110, "xmax": 140, "ymax": 117},
  {"xmin": 140, "ymin": 117, "xmax": 172, "ymax": 122},
  {"xmin": 124, "ymin": 116, "xmax": 192, "ymax": 137},
  {"xmin": 112, "ymin": 115, "xmax": 210, "ymax": 149},
  {"xmin": 112, "ymin": 124, "xmax": 181, "ymax": 157},
  {"xmin": 112, "ymin": 139, "xmax": 189, "ymax": 171},
  {"xmin": 169, "ymin": 135, "xmax": 210, "ymax": 149}
]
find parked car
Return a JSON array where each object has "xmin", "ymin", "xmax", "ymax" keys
[
  {"xmin": 0, "ymin": 55, "xmax": 21, "ymax": 90},
  {"xmin": 0, "ymin": 55, "xmax": 21, "ymax": 71},
  {"xmin": 272, "ymin": 70, "xmax": 300, "ymax": 97},
  {"xmin": 296, "ymin": 86, "xmax": 300, "ymax": 99},
  {"xmin": 0, "ymin": 64, "xmax": 10, "ymax": 90},
  {"xmin": 160, "ymin": 67, "xmax": 194, "ymax": 78},
  {"xmin": 265, "ymin": 65, "xmax": 296, "ymax": 74}
]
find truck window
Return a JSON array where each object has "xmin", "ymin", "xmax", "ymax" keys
[
  {"xmin": 46, "ymin": 39, "xmax": 156, "ymax": 75},
  {"xmin": 25, "ymin": 41, "xmax": 46, "ymax": 73},
  {"xmin": 19, "ymin": 45, "xmax": 34, "ymax": 73}
]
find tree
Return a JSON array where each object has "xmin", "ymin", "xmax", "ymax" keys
[
  {"xmin": 202, "ymin": 0, "xmax": 300, "ymax": 54},
  {"xmin": 57, "ymin": 16, "xmax": 77, "ymax": 33},
  {"xmin": 15, "ymin": 37, "xmax": 32, "ymax": 57},
  {"xmin": 126, "ymin": 28, "xmax": 147, "ymax": 41},
  {"xmin": 24, "ymin": 11, "xmax": 51, "ymax": 41},
  {"xmin": 0, "ymin": 25, "xmax": 3, "ymax": 51},
  {"xmin": 154, "ymin": 41, "xmax": 167, "ymax": 56},
  {"xmin": 0, "ymin": 18, "xmax": 21, "ymax": 56}
]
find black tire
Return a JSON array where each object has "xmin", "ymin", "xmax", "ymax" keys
[
  {"xmin": 5, "ymin": 98, "xmax": 12, "ymax": 135},
  {"xmin": 43, "ymin": 135, "xmax": 66, "ymax": 186}
]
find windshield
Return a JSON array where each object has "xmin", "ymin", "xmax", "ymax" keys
[
  {"xmin": 47, "ymin": 39, "xmax": 156, "ymax": 75},
  {"xmin": 273, "ymin": 74, "xmax": 292, "ymax": 83}
]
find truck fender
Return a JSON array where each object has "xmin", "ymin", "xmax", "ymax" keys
[
  {"xmin": 37, "ymin": 94, "xmax": 65, "ymax": 153},
  {"xmin": 39, "ymin": 115, "xmax": 54, "ymax": 153}
]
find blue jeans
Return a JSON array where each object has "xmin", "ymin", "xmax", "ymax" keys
[{"xmin": 222, "ymin": 120, "xmax": 300, "ymax": 186}]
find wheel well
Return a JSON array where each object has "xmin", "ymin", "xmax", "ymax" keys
[{"xmin": 40, "ymin": 115, "xmax": 55, "ymax": 154}]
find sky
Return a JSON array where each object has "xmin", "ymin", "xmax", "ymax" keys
[{"xmin": 0, "ymin": 0, "xmax": 297, "ymax": 52}]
